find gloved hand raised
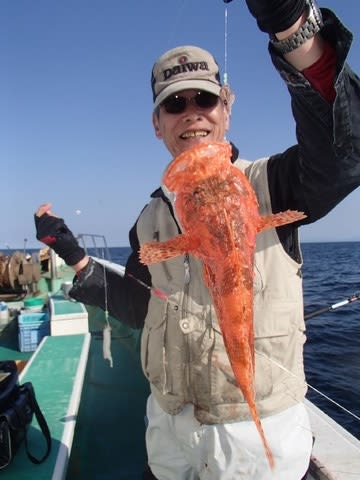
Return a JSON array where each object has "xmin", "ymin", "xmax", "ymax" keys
[
  {"xmin": 34, "ymin": 203, "xmax": 86, "ymax": 266},
  {"xmin": 244, "ymin": 0, "xmax": 307, "ymax": 34}
]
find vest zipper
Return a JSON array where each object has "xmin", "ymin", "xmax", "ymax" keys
[{"xmin": 182, "ymin": 254, "xmax": 191, "ymax": 396}]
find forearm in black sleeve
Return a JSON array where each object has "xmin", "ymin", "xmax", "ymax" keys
[
  {"xmin": 69, "ymin": 223, "xmax": 151, "ymax": 329},
  {"xmin": 268, "ymin": 10, "xmax": 360, "ymax": 222}
]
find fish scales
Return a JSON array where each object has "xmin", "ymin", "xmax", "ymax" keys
[{"xmin": 140, "ymin": 142, "xmax": 307, "ymax": 470}]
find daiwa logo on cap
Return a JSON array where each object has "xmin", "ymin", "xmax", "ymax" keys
[
  {"xmin": 151, "ymin": 45, "xmax": 222, "ymax": 109},
  {"xmin": 163, "ymin": 55, "xmax": 210, "ymax": 81}
]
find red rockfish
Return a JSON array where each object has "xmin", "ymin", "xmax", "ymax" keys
[{"xmin": 140, "ymin": 142, "xmax": 306, "ymax": 469}]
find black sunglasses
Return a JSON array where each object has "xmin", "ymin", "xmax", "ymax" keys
[{"xmin": 161, "ymin": 91, "xmax": 219, "ymax": 114}]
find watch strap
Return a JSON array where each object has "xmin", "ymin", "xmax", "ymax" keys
[{"xmin": 270, "ymin": 1, "xmax": 323, "ymax": 55}]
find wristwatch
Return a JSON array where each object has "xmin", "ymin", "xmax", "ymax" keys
[{"xmin": 270, "ymin": 0, "xmax": 323, "ymax": 55}]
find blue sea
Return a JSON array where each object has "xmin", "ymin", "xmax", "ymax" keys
[
  {"xmin": 301, "ymin": 242, "xmax": 360, "ymax": 440},
  {"xmin": 106, "ymin": 242, "xmax": 360, "ymax": 440}
]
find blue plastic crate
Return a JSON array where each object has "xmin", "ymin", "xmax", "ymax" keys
[{"xmin": 18, "ymin": 311, "xmax": 50, "ymax": 352}]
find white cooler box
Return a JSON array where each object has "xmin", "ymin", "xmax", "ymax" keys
[{"xmin": 50, "ymin": 295, "xmax": 89, "ymax": 336}]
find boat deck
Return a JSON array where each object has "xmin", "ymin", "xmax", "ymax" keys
[
  {"xmin": 66, "ymin": 309, "xmax": 150, "ymax": 479},
  {"xmin": 0, "ymin": 258, "xmax": 359, "ymax": 479},
  {"xmin": 306, "ymin": 399, "xmax": 360, "ymax": 480},
  {"xmin": 0, "ymin": 334, "xmax": 90, "ymax": 479}
]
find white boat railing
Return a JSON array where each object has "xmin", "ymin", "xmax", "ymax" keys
[{"xmin": 77, "ymin": 233, "xmax": 111, "ymax": 262}]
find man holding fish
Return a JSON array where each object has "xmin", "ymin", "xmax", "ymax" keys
[{"xmin": 35, "ymin": 0, "xmax": 360, "ymax": 479}]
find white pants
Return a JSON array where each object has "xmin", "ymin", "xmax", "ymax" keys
[{"xmin": 146, "ymin": 395, "xmax": 313, "ymax": 480}]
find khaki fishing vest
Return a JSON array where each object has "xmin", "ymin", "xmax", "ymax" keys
[{"xmin": 136, "ymin": 157, "xmax": 307, "ymax": 424}]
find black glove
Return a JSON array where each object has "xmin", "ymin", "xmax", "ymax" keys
[
  {"xmin": 245, "ymin": 0, "xmax": 307, "ymax": 34},
  {"xmin": 34, "ymin": 214, "xmax": 86, "ymax": 266}
]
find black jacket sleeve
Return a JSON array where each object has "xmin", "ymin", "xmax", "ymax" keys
[
  {"xmin": 265, "ymin": 10, "xmax": 360, "ymax": 257},
  {"xmin": 69, "ymin": 220, "xmax": 151, "ymax": 328}
]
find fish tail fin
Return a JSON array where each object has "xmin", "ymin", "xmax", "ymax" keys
[
  {"xmin": 258, "ymin": 210, "xmax": 307, "ymax": 233},
  {"xmin": 252, "ymin": 412, "xmax": 276, "ymax": 470},
  {"xmin": 243, "ymin": 391, "xmax": 275, "ymax": 470}
]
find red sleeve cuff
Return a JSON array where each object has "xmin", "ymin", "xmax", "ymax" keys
[{"xmin": 302, "ymin": 42, "xmax": 337, "ymax": 103}]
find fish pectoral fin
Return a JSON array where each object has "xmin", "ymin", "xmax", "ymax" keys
[
  {"xmin": 257, "ymin": 210, "xmax": 307, "ymax": 232},
  {"xmin": 139, "ymin": 234, "xmax": 196, "ymax": 265}
]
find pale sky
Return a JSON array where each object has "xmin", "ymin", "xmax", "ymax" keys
[{"xmin": 2, "ymin": 0, "xmax": 360, "ymax": 248}]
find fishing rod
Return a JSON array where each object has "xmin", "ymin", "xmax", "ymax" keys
[
  {"xmin": 304, "ymin": 292, "xmax": 360, "ymax": 320},
  {"xmin": 127, "ymin": 269, "xmax": 360, "ymax": 322}
]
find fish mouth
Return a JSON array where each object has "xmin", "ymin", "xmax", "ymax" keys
[{"xmin": 180, "ymin": 130, "xmax": 210, "ymax": 140}]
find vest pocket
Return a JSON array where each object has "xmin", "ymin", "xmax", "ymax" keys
[
  {"xmin": 141, "ymin": 296, "xmax": 170, "ymax": 395},
  {"xmin": 254, "ymin": 302, "xmax": 303, "ymax": 400},
  {"xmin": 209, "ymin": 314, "xmax": 292, "ymax": 402}
]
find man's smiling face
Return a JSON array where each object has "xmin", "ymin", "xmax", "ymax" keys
[{"xmin": 153, "ymin": 89, "xmax": 230, "ymax": 158}]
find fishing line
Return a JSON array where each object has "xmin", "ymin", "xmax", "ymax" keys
[
  {"xmin": 126, "ymin": 272, "xmax": 168, "ymax": 301},
  {"xmin": 221, "ymin": 3, "xmax": 236, "ymax": 124},
  {"xmin": 128, "ymin": 270, "xmax": 360, "ymax": 321},
  {"xmin": 102, "ymin": 262, "xmax": 113, "ymax": 367},
  {"xmin": 124, "ymin": 273, "xmax": 360, "ymax": 422},
  {"xmin": 256, "ymin": 350, "xmax": 360, "ymax": 423},
  {"xmin": 224, "ymin": 4, "xmax": 229, "ymax": 85}
]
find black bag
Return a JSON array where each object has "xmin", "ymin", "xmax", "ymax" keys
[{"xmin": 0, "ymin": 360, "xmax": 51, "ymax": 469}]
